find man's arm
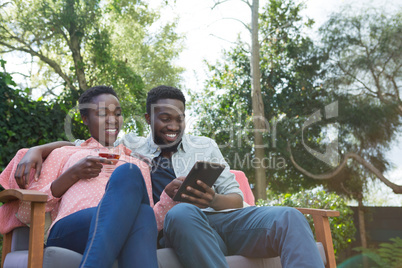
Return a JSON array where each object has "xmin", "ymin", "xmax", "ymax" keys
[
  {"xmin": 15, "ymin": 141, "xmax": 73, "ymax": 189},
  {"xmin": 179, "ymin": 180, "xmax": 243, "ymax": 210}
]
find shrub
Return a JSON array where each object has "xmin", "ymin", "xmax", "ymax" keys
[{"xmin": 354, "ymin": 237, "xmax": 402, "ymax": 268}]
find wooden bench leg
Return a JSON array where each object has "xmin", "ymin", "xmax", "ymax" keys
[
  {"xmin": 28, "ymin": 202, "xmax": 45, "ymax": 268},
  {"xmin": 1, "ymin": 232, "xmax": 13, "ymax": 268},
  {"xmin": 312, "ymin": 215, "xmax": 337, "ymax": 268}
]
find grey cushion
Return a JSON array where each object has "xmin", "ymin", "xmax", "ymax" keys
[
  {"xmin": 10, "ymin": 227, "xmax": 29, "ymax": 251},
  {"xmin": 4, "ymin": 227, "xmax": 327, "ymax": 268},
  {"xmin": 4, "ymin": 247, "xmax": 119, "ymax": 268}
]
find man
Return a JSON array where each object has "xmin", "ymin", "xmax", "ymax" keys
[
  {"xmin": 119, "ymin": 85, "xmax": 325, "ymax": 268},
  {"xmin": 14, "ymin": 85, "xmax": 325, "ymax": 268}
]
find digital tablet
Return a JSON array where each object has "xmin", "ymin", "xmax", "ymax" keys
[{"xmin": 173, "ymin": 161, "xmax": 225, "ymax": 202}]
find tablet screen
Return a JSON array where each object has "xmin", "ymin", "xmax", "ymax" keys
[{"xmin": 173, "ymin": 161, "xmax": 225, "ymax": 202}]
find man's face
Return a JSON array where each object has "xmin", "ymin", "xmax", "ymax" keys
[
  {"xmin": 145, "ymin": 98, "xmax": 185, "ymax": 148},
  {"xmin": 82, "ymin": 93, "xmax": 123, "ymax": 147}
]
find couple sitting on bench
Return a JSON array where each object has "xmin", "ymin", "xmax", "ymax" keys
[{"xmin": 0, "ymin": 85, "xmax": 325, "ymax": 268}]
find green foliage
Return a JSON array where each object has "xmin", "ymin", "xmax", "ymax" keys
[
  {"xmin": 0, "ymin": 0, "xmax": 184, "ymax": 134},
  {"xmin": 354, "ymin": 237, "xmax": 402, "ymax": 268},
  {"xmin": 320, "ymin": 9, "xmax": 402, "ymax": 107},
  {"xmin": 0, "ymin": 60, "xmax": 87, "ymax": 172},
  {"xmin": 192, "ymin": 0, "xmax": 402, "ymax": 200},
  {"xmin": 257, "ymin": 189, "xmax": 356, "ymax": 259},
  {"xmin": 191, "ymin": 0, "xmax": 330, "ymax": 192}
]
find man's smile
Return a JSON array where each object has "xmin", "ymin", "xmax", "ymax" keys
[{"xmin": 164, "ymin": 133, "xmax": 180, "ymax": 142}]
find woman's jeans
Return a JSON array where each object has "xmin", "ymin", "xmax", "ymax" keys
[{"xmin": 47, "ymin": 163, "xmax": 158, "ymax": 268}]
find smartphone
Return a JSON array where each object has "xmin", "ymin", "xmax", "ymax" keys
[{"xmin": 173, "ymin": 161, "xmax": 225, "ymax": 202}]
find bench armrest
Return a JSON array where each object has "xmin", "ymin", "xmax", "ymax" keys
[
  {"xmin": 0, "ymin": 189, "xmax": 48, "ymax": 203},
  {"xmin": 296, "ymin": 208, "xmax": 339, "ymax": 268},
  {"xmin": 0, "ymin": 189, "xmax": 47, "ymax": 268}
]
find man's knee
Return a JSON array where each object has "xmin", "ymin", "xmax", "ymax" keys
[
  {"xmin": 281, "ymin": 207, "xmax": 306, "ymax": 222},
  {"xmin": 164, "ymin": 203, "xmax": 204, "ymax": 230}
]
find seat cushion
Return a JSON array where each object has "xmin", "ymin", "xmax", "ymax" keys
[
  {"xmin": 6, "ymin": 226, "xmax": 326, "ymax": 268},
  {"xmin": 3, "ymin": 247, "xmax": 118, "ymax": 268}
]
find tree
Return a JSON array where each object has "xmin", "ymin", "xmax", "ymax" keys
[
  {"xmin": 192, "ymin": 0, "xmax": 326, "ymax": 194},
  {"xmin": 0, "ymin": 59, "xmax": 83, "ymax": 173},
  {"xmin": 0, "ymin": 0, "xmax": 184, "ymax": 133},
  {"xmin": 290, "ymin": 8, "xmax": 402, "ymax": 194},
  {"xmin": 210, "ymin": 0, "xmax": 267, "ymax": 199},
  {"xmin": 320, "ymin": 9, "xmax": 402, "ymax": 115}
]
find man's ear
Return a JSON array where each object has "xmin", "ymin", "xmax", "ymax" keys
[{"xmin": 144, "ymin": 113, "xmax": 151, "ymax": 125}]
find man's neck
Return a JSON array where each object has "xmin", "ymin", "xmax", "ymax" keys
[{"xmin": 161, "ymin": 150, "xmax": 175, "ymax": 158}]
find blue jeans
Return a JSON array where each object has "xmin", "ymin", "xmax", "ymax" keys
[
  {"xmin": 163, "ymin": 203, "xmax": 324, "ymax": 268},
  {"xmin": 47, "ymin": 163, "xmax": 158, "ymax": 268}
]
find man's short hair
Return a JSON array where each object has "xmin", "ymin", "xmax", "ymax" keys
[
  {"xmin": 146, "ymin": 85, "xmax": 186, "ymax": 114},
  {"xmin": 78, "ymin": 85, "xmax": 118, "ymax": 117}
]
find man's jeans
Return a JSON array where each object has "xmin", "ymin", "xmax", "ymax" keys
[
  {"xmin": 47, "ymin": 163, "xmax": 158, "ymax": 268},
  {"xmin": 164, "ymin": 203, "xmax": 325, "ymax": 268}
]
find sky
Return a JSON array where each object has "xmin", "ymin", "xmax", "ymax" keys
[{"xmin": 3, "ymin": 0, "xmax": 402, "ymax": 205}]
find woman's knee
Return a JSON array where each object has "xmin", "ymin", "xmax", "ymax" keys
[{"xmin": 108, "ymin": 163, "xmax": 145, "ymax": 190}]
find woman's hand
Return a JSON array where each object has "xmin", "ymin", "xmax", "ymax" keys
[
  {"xmin": 14, "ymin": 147, "xmax": 44, "ymax": 189},
  {"xmin": 68, "ymin": 156, "xmax": 112, "ymax": 181},
  {"xmin": 51, "ymin": 156, "xmax": 113, "ymax": 198}
]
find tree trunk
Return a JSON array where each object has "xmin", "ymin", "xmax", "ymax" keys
[
  {"xmin": 250, "ymin": 0, "xmax": 267, "ymax": 200},
  {"xmin": 66, "ymin": 0, "xmax": 87, "ymax": 92},
  {"xmin": 70, "ymin": 35, "xmax": 88, "ymax": 91},
  {"xmin": 358, "ymin": 197, "xmax": 369, "ymax": 268}
]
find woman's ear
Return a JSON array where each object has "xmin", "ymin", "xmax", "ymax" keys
[{"xmin": 82, "ymin": 115, "xmax": 89, "ymax": 126}]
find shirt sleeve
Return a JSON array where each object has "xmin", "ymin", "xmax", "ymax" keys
[
  {"xmin": 208, "ymin": 139, "xmax": 244, "ymax": 199},
  {"xmin": 153, "ymin": 190, "xmax": 179, "ymax": 231},
  {"xmin": 15, "ymin": 147, "xmax": 74, "ymax": 224}
]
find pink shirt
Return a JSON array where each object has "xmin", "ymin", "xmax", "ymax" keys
[
  {"xmin": 47, "ymin": 138, "xmax": 154, "ymax": 231},
  {"xmin": 1, "ymin": 138, "xmax": 175, "ymax": 234}
]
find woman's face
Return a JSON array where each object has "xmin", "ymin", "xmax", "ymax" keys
[{"xmin": 82, "ymin": 93, "xmax": 123, "ymax": 147}]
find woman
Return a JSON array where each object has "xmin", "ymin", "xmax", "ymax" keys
[{"xmin": 1, "ymin": 86, "xmax": 159, "ymax": 268}]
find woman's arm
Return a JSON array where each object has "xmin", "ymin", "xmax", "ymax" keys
[
  {"xmin": 50, "ymin": 156, "xmax": 111, "ymax": 198},
  {"xmin": 14, "ymin": 141, "xmax": 73, "ymax": 188}
]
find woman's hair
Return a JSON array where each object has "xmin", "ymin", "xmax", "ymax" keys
[
  {"xmin": 146, "ymin": 85, "xmax": 186, "ymax": 114},
  {"xmin": 78, "ymin": 85, "xmax": 118, "ymax": 117}
]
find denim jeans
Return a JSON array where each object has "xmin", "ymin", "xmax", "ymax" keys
[
  {"xmin": 47, "ymin": 163, "xmax": 158, "ymax": 268},
  {"xmin": 163, "ymin": 203, "xmax": 324, "ymax": 268}
]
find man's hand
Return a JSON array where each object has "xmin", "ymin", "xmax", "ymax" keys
[
  {"xmin": 14, "ymin": 147, "xmax": 44, "ymax": 189},
  {"xmin": 165, "ymin": 176, "xmax": 185, "ymax": 198},
  {"xmin": 14, "ymin": 141, "xmax": 74, "ymax": 189},
  {"xmin": 180, "ymin": 180, "xmax": 216, "ymax": 209}
]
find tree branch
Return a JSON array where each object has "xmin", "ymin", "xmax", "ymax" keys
[
  {"xmin": 336, "ymin": 62, "xmax": 377, "ymax": 95},
  {"xmin": 0, "ymin": 39, "xmax": 76, "ymax": 91},
  {"xmin": 211, "ymin": 0, "xmax": 232, "ymax": 9},
  {"xmin": 287, "ymin": 143, "xmax": 402, "ymax": 194}
]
